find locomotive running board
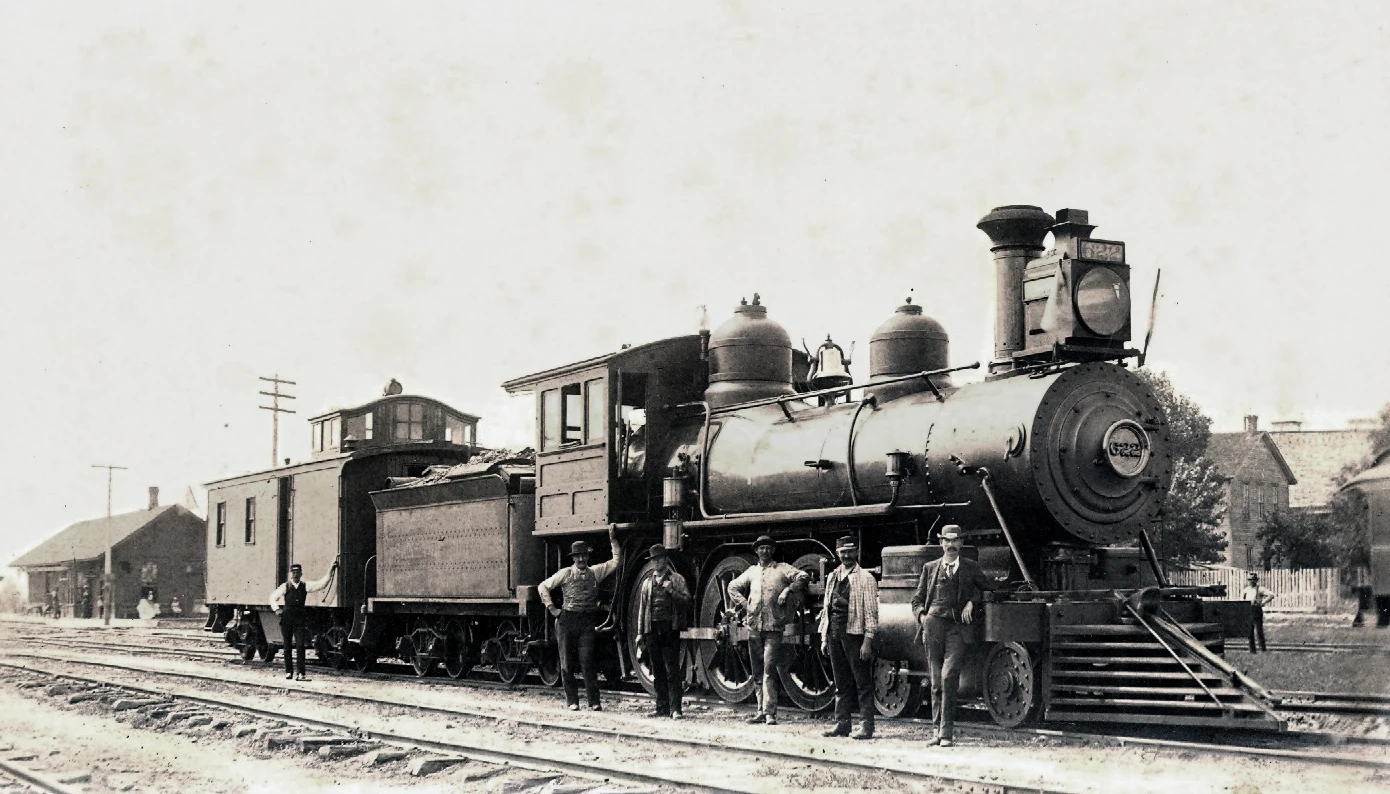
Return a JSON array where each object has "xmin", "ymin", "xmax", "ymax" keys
[{"xmin": 1043, "ymin": 602, "xmax": 1285, "ymax": 731}]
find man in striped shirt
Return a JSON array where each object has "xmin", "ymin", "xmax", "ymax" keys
[{"xmin": 818, "ymin": 535, "xmax": 878, "ymax": 740}]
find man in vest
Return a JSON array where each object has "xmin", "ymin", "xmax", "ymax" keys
[
  {"xmin": 539, "ymin": 525, "xmax": 622, "ymax": 711},
  {"xmin": 269, "ymin": 560, "xmax": 338, "ymax": 681},
  {"xmin": 818, "ymin": 535, "xmax": 878, "ymax": 740},
  {"xmin": 911, "ymin": 525, "xmax": 990, "ymax": 746},
  {"xmin": 634, "ymin": 543, "xmax": 690, "ymax": 719},
  {"xmin": 728, "ymin": 535, "xmax": 809, "ymax": 725}
]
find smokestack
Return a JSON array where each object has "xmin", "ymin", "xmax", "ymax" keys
[
  {"xmin": 977, "ymin": 205, "xmax": 1055, "ymax": 369},
  {"xmin": 148, "ymin": 487, "xmax": 159, "ymax": 510},
  {"xmin": 1243, "ymin": 415, "xmax": 1258, "ymax": 434}
]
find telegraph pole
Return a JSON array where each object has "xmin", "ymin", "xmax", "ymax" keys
[
  {"xmin": 259, "ymin": 375, "xmax": 297, "ymax": 468},
  {"xmin": 92, "ymin": 463, "xmax": 127, "ymax": 625}
]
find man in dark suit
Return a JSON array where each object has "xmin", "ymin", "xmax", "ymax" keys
[{"xmin": 911, "ymin": 525, "xmax": 990, "ymax": 746}]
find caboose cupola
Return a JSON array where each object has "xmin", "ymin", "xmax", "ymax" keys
[{"xmin": 704, "ymin": 294, "xmax": 797, "ymax": 409}]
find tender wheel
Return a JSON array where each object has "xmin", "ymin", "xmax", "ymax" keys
[
  {"xmin": 494, "ymin": 620, "xmax": 531, "ymax": 685},
  {"xmin": 318, "ymin": 626, "xmax": 350, "ymax": 670},
  {"xmin": 624, "ymin": 559, "xmax": 688, "ymax": 696},
  {"xmin": 442, "ymin": 620, "xmax": 473, "ymax": 680},
  {"xmin": 352, "ymin": 642, "xmax": 377, "ymax": 673},
  {"xmin": 408, "ymin": 627, "xmax": 439, "ymax": 678},
  {"xmin": 538, "ymin": 645, "xmax": 561, "ymax": 687},
  {"xmin": 777, "ymin": 552, "xmax": 835, "ymax": 713},
  {"xmin": 873, "ymin": 658, "xmax": 924, "ymax": 718},
  {"xmin": 982, "ymin": 642, "xmax": 1037, "ymax": 728},
  {"xmin": 696, "ymin": 554, "xmax": 758, "ymax": 703}
]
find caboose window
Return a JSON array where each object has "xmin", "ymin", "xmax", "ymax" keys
[
  {"xmin": 394, "ymin": 402, "xmax": 424, "ymax": 440},
  {"xmin": 365, "ymin": 411, "xmax": 374, "ymax": 440},
  {"xmin": 215, "ymin": 502, "xmax": 227, "ymax": 547},
  {"xmin": 244, "ymin": 497, "xmax": 256, "ymax": 544}
]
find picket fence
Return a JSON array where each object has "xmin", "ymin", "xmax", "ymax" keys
[{"xmin": 1168, "ymin": 567, "xmax": 1358, "ymax": 613}]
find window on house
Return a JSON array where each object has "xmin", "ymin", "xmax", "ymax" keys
[
  {"xmin": 394, "ymin": 403, "xmax": 424, "ymax": 440},
  {"xmin": 215, "ymin": 502, "xmax": 227, "ymax": 547},
  {"xmin": 1257, "ymin": 484, "xmax": 1265, "ymax": 517},
  {"xmin": 244, "ymin": 497, "xmax": 256, "ymax": 544},
  {"xmin": 1242, "ymin": 483, "xmax": 1250, "ymax": 519}
]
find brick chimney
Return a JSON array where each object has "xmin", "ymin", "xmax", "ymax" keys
[
  {"xmin": 148, "ymin": 487, "xmax": 159, "ymax": 510},
  {"xmin": 1243, "ymin": 415, "xmax": 1258, "ymax": 434}
]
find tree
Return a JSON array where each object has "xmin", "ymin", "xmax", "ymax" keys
[
  {"xmin": 1257, "ymin": 509, "xmax": 1337, "ymax": 569},
  {"xmin": 1153, "ymin": 456, "xmax": 1229, "ymax": 566},
  {"xmin": 1134, "ymin": 370, "xmax": 1228, "ymax": 567}
]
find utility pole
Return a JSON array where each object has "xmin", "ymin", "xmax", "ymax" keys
[
  {"xmin": 259, "ymin": 375, "xmax": 297, "ymax": 468},
  {"xmin": 91, "ymin": 463, "xmax": 127, "ymax": 625}
]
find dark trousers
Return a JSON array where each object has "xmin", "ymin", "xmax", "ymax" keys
[
  {"xmin": 1249, "ymin": 605, "xmax": 1267, "ymax": 653},
  {"xmin": 925, "ymin": 616, "xmax": 968, "ymax": 739},
  {"xmin": 827, "ymin": 630, "xmax": 874, "ymax": 728},
  {"xmin": 749, "ymin": 630, "xmax": 784, "ymax": 717},
  {"xmin": 558, "ymin": 610, "xmax": 601, "ymax": 707},
  {"xmin": 280, "ymin": 613, "xmax": 308, "ymax": 675},
  {"xmin": 645, "ymin": 627, "xmax": 683, "ymax": 715}
]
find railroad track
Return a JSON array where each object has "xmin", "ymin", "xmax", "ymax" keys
[
  {"xmin": 1274, "ymin": 690, "xmax": 1390, "ymax": 716},
  {"xmin": 4, "ymin": 647, "xmax": 1388, "ymax": 784},
  {"xmin": 0, "ymin": 757, "xmax": 83, "ymax": 794},
  {"xmin": 1262, "ymin": 642, "xmax": 1390, "ymax": 654},
  {"xmin": 0, "ymin": 656, "xmax": 1092, "ymax": 794}
]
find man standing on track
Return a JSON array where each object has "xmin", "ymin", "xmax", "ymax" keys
[
  {"xmin": 912, "ymin": 525, "xmax": 990, "ymax": 747},
  {"xmin": 634, "ymin": 543, "xmax": 690, "ymax": 719},
  {"xmin": 818, "ymin": 535, "xmax": 878, "ymax": 740},
  {"xmin": 539, "ymin": 524, "xmax": 622, "ymax": 712},
  {"xmin": 1241, "ymin": 572, "xmax": 1275, "ymax": 653},
  {"xmin": 728, "ymin": 535, "xmax": 809, "ymax": 725},
  {"xmin": 269, "ymin": 560, "xmax": 337, "ymax": 681}
]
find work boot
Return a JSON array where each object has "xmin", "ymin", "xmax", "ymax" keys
[
  {"xmin": 646, "ymin": 709, "xmax": 670, "ymax": 718},
  {"xmin": 822, "ymin": 722, "xmax": 851, "ymax": 738},
  {"xmin": 746, "ymin": 713, "xmax": 767, "ymax": 724},
  {"xmin": 764, "ymin": 716, "xmax": 778, "ymax": 725},
  {"xmin": 851, "ymin": 725, "xmax": 874, "ymax": 740},
  {"xmin": 285, "ymin": 673, "xmax": 294, "ymax": 680}
]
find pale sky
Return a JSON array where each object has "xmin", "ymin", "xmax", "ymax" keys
[{"xmin": 3, "ymin": 2, "xmax": 1388, "ymax": 563}]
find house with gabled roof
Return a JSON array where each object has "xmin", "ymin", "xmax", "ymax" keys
[
  {"xmin": 1206, "ymin": 419, "xmax": 1298, "ymax": 568},
  {"xmin": 1264, "ymin": 418, "xmax": 1375, "ymax": 512},
  {"xmin": 10, "ymin": 488, "xmax": 205, "ymax": 619}
]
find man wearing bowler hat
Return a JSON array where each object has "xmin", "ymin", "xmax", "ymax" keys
[
  {"xmin": 269, "ymin": 559, "xmax": 338, "ymax": 681},
  {"xmin": 911, "ymin": 525, "xmax": 990, "ymax": 746},
  {"xmin": 728, "ymin": 535, "xmax": 809, "ymax": 725},
  {"xmin": 539, "ymin": 525, "xmax": 622, "ymax": 711},
  {"xmin": 634, "ymin": 543, "xmax": 690, "ymax": 719},
  {"xmin": 818, "ymin": 535, "xmax": 878, "ymax": 740}
]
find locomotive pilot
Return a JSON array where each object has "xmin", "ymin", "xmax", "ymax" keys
[
  {"xmin": 269, "ymin": 560, "xmax": 338, "ymax": 681},
  {"xmin": 727, "ymin": 535, "xmax": 809, "ymax": 725},
  {"xmin": 818, "ymin": 535, "xmax": 878, "ymax": 740},
  {"xmin": 634, "ymin": 543, "xmax": 690, "ymax": 719},
  {"xmin": 539, "ymin": 524, "xmax": 622, "ymax": 711},
  {"xmin": 911, "ymin": 525, "xmax": 990, "ymax": 746}
]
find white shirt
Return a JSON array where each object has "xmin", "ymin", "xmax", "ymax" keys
[{"xmin": 1241, "ymin": 585, "xmax": 1273, "ymax": 606}]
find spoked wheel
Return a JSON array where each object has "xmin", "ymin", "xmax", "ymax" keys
[
  {"xmin": 538, "ymin": 645, "xmax": 561, "ymax": 687},
  {"xmin": 873, "ymin": 658, "xmax": 924, "ymax": 718},
  {"xmin": 982, "ymin": 642, "xmax": 1038, "ymax": 728},
  {"xmin": 493, "ymin": 620, "xmax": 531, "ymax": 685},
  {"xmin": 318, "ymin": 625, "xmax": 351, "ymax": 671},
  {"xmin": 624, "ymin": 559, "xmax": 688, "ymax": 696},
  {"xmin": 408, "ymin": 626, "xmax": 440, "ymax": 678},
  {"xmin": 777, "ymin": 552, "xmax": 835, "ymax": 713},
  {"xmin": 696, "ymin": 554, "xmax": 758, "ymax": 703},
  {"xmin": 442, "ymin": 620, "xmax": 473, "ymax": 680}
]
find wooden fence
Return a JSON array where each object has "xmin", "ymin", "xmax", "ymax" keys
[{"xmin": 1169, "ymin": 567, "xmax": 1359, "ymax": 613}]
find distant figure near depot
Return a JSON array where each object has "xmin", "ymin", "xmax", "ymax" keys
[{"xmin": 1242, "ymin": 573, "xmax": 1275, "ymax": 653}]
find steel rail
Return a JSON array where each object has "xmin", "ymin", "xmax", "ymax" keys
[
  {"xmin": 0, "ymin": 655, "xmax": 1086, "ymax": 794},
  {"xmin": 0, "ymin": 757, "xmax": 85, "ymax": 794}
]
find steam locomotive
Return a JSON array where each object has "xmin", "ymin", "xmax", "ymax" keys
[{"xmin": 204, "ymin": 204, "xmax": 1283, "ymax": 730}]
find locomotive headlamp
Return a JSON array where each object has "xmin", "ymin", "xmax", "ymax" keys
[{"xmin": 1075, "ymin": 266, "xmax": 1130, "ymax": 336}]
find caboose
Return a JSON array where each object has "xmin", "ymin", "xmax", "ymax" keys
[
  {"xmin": 483, "ymin": 205, "xmax": 1284, "ymax": 729},
  {"xmin": 203, "ymin": 385, "xmax": 479, "ymax": 664}
]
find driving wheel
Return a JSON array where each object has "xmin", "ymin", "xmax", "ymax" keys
[
  {"xmin": 696, "ymin": 554, "xmax": 757, "ymax": 703},
  {"xmin": 777, "ymin": 552, "xmax": 834, "ymax": 712}
]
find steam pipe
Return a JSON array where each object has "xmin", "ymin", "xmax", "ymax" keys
[
  {"xmin": 950, "ymin": 454, "xmax": 1038, "ymax": 590},
  {"xmin": 845, "ymin": 396, "xmax": 877, "ymax": 506},
  {"xmin": 1138, "ymin": 528, "xmax": 1170, "ymax": 588}
]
